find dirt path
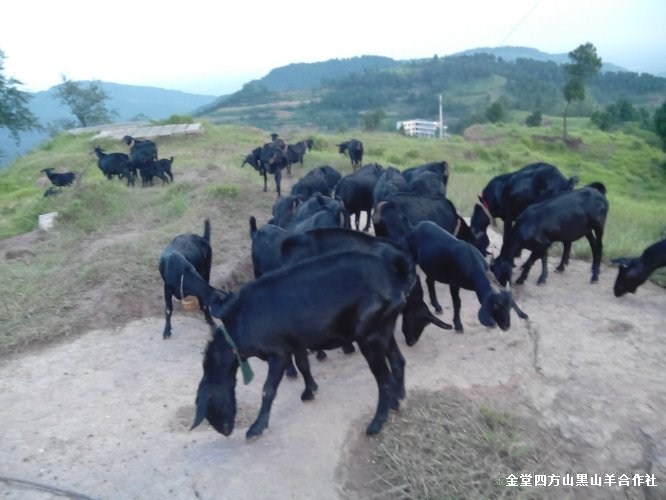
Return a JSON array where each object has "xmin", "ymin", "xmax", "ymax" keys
[{"xmin": 1, "ymin": 249, "xmax": 665, "ymax": 498}]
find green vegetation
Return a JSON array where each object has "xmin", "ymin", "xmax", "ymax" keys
[
  {"xmin": 199, "ymin": 52, "xmax": 666, "ymax": 135},
  {"xmin": 0, "ymin": 120, "xmax": 664, "ymax": 353}
]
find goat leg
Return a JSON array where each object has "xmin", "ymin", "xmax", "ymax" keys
[
  {"xmin": 246, "ymin": 355, "xmax": 289, "ymax": 439},
  {"xmin": 285, "ymin": 357, "xmax": 298, "ymax": 378},
  {"xmin": 163, "ymin": 286, "xmax": 174, "ymax": 339},
  {"xmin": 357, "ymin": 338, "xmax": 394, "ymax": 435},
  {"xmin": 386, "ymin": 335, "xmax": 406, "ymax": 404},
  {"xmin": 450, "ymin": 285, "xmax": 464, "ymax": 333},
  {"xmin": 293, "ymin": 350, "xmax": 318, "ymax": 401},
  {"xmin": 426, "ymin": 276, "xmax": 444, "ymax": 314},
  {"xmin": 555, "ymin": 242, "xmax": 572, "ymax": 272}
]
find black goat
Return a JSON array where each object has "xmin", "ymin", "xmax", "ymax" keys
[
  {"xmin": 249, "ymin": 216, "xmax": 289, "ymax": 279},
  {"xmin": 137, "ymin": 159, "xmax": 171, "ymax": 187},
  {"xmin": 335, "ymin": 162, "xmax": 383, "ymax": 231},
  {"xmin": 491, "ymin": 183, "xmax": 609, "ymax": 286},
  {"xmin": 290, "ymin": 165, "xmax": 341, "ymax": 199},
  {"xmin": 402, "ymin": 161, "xmax": 449, "ymax": 197},
  {"xmin": 260, "ymin": 143, "xmax": 289, "ymax": 197},
  {"xmin": 612, "ymin": 238, "xmax": 666, "ymax": 297},
  {"xmin": 191, "ymin": 248, "xmax": 416, "ymax": 439},
  {"xmin": 41, "ymin": 167, "xmax": 76, "ymax": 188},
  {"xmin": 373, "ymin": 167, "xmax": 407, "ymax": 205},
  {"xmin": 337, "ymin": 139, "xmax": 364, "ymax": 171},
  {"xmin": 242, "ymin": 147, "xmax": 267, "ymax": 189},
  {"xmin": 280, "ymin": 227, "xmax": 452, "ymax": 345},
  {"xmin": 159, "ymin": 219, "xmax": 226, "ymax": 339},
  {"xmin": 248, "ymin": 214, "xmax": 348, "ymax": 372},
  {"xmin": 406, "ymin": 221, "xmax": 528, "ymax": 332},
  {"xmin": 156, "ymin": 157, "xmax": 174, "ymax": 182},
  {"xmin": 286, "ymin": 140, "xmax": 313, "ymax": 173},
  {"xmin": 372, "ymin": 192, "xmax": 481, "ymax": 254},
  {"xmin": 470, "ymin": 162, "xmax": 578, "ymax": 255},
  {"xmin": 123, "ymin": 135, "xmax": 158, "ymax": 163},
  {"xmin": 93, "ymin": 147, "xmax": 134, "ymax": 186}
]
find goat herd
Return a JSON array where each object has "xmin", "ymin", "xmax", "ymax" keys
[
  {"xmin": 40, "ymin": 135, "xmax": 174, "ymax": 196},
  {"xmin": 154, "ymin": 135, "xmax": 666, "ymax": 442}
]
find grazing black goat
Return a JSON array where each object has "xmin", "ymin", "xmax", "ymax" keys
[
  {"xmin": 612, "ymin": 238, "xmax": 666, "ymax": 297},
  {"xmin": 335, "ymin": 163, "xmax": 383, "ymax": 231},
  {"xmin": 191, "ymin": 248, "xmax": 416, "ymax": 439},
  {"xmin": 159, "ymin": 219, "xmax": 226, "ymax": 339},
  {"xmin": 337, "ymin": 139, "xmax": 364, "ymax": 171},
  {"xmin": 242, "ymin": 147, "xmax": 266, "ymax": 188},
  {"xmin": 41, "ymin": 167, "xmax": 76, "ymax": 188},
  {"xmin": 93, "ymin": 147, "xmax": 134, "ymax": 186},
  {"xmin": 406, "ymin": 221, "xmax": 528, "ymax": 333},
  {"xmin": 491, "ymin": 183, "xmax": 609, "ymax": 286},
  {"xmin": 470, "ymin": 162, "xmax": 579, "ymax": 255}
]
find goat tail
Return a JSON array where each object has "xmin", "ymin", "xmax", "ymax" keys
[
  {"xmin": 586, "ymin": 181, "xmax": 607, "ymax": 196},
  {"xmin": 567, "ymin": 175, "xmax": 580, "ymax": 189},
  {"xmin": 249, "ymin": 216, "xmax": 258, "ymax": 239},
  {"xmin": 203, "ymin": 219, "xmax": 211, "ymax": 243}
]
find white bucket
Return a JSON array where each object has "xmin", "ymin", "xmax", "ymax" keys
[{"xmin": 38, "ymin": 212, "xmax": 58, "ymax": 231}]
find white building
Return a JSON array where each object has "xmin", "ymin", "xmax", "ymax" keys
[{"xmin": 396, "ymin": 119, "xmax": 446, "ymax": 138}]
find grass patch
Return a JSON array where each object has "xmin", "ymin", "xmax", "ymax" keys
[{"xmin": 353, "ymin": 389, "xmax": 566, "ymax": 499}]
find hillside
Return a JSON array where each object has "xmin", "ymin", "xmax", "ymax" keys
[
  {"xmin": 0, "ymin": 122, "xmax": 665, "ymax": 498},
  {"xmin": 0, "ymin": 82, "xmax": 216, "ymax": 168},
  {"xmin": 199, "ymin": 51, "xmax": 666, "ymax": 133}
]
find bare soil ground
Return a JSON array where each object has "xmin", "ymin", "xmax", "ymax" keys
[{"xmin": 1, "ymin": 223, "xmax": 665, "ymax": 499}]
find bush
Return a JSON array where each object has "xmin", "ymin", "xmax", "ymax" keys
[{"xmin": 525, "ymin": 110, "xmax": 542, "ymax": 127}]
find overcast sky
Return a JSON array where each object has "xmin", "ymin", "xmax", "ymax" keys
[{"xmin": 1, "ymin": 0, "xmax": 664, "ymax": 96}]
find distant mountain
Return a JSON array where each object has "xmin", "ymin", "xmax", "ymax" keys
[
  {"xmin": 200, "ymin": 48, "xmax": 665, "ymax": 133},
  {"xmin": 0, "ymin": 82, "xmax": 216, "ymax": 168},
  {"xmin": 453, "ymin": 46, "xmax": 627, "ymax": 73},
  {"xmin": 259, "ymin": 55, "xmax": 400, "ymax": 91}
]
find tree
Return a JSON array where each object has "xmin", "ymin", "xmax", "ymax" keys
[
  {"xmin": 54, "ymin": 76, "xmax": 115, "ymax": 127},
  {"xmin": 486, "ymin": 101, "xmax": 504, "ymax": 123},
  {"xmin": 654, "ymin": 101, "xmax": 666, "ymax": 152},
  {"xmin": 363, "ymin": 109, "xmax": 386, "ymax": 131},
  {"xmin": 0, "ymin": 50, "xmax": 39, "ymax": 143},
  {"xmin": 562, "ymin": 42, "xmax": 602, "ymax": 139},
  {"xmin": 525, "ymin": 110, "xmax": 542, "ymax": 127}
]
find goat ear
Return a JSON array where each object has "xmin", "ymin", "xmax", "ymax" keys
[{"xmin": 191, "ymin": 382, "xmax": 212, "ymax": 430}]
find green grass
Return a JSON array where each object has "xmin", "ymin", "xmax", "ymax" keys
[{"xmin": 0, "ymin": 120, "xmax": 664, "ymax": 353}]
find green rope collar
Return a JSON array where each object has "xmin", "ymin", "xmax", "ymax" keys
[{"xmin": 218, "ymin": 322, "xmax": 254, "ymax": 385}]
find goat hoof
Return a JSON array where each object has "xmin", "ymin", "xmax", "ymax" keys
[
  {"xmin": 246, "ymin": 423, "xmax": 266, "ymax": 440},
  {"xmin": 342, "ymin": 344, "xmax": 355, "ymax": 354},
  {"xmin": 555, "ymin": 266, "xmax": 565, "ymax": 273},
  {"xmin": 315, "ymin": 350, "xmax": 327, "ymax": 361},
  {"xmin": 455, "ymin": 328, "xmax": 464, "ymax": 334},
  {"xmin": 301, "ymin": 390, "xmax": 315, "ymax": 401}
]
